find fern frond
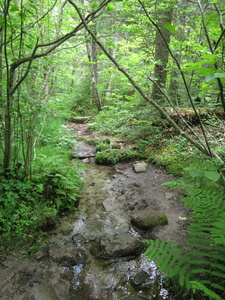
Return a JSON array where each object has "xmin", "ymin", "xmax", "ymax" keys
[
  {"xmin": 164, "ymin": 246, "xmax": 185, "ymax": 274},
  {"xmin": 210, "ymin": 256, "xmax": 225, "ymax": 268},
  {"xmin": 211, "ymin": 270, "xmax": 225, "ymax": 280},
  {"xmin": 211, "ymin": 262, "xmax": 225, "ymax": 272},
  {"xmin": 144, "ymin": 187, "xmax": 225, "ymax": 298},
  {"xmin": 190, "ymin": 281, "xmax": 223, "ymax": 300},
  {"xmin": 211, "ymin": 283, "xmax": 225, "ymax": 292}
]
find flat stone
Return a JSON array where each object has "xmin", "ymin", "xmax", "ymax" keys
[{"xmin": 102, "ymin": 197, "xmax": 117, "ymax": 212}]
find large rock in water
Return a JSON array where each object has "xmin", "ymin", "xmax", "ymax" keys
[
  {"xmin": 91, "ymin": 234, "xmax": 144, "ymax": 259},
  {"xmin": 131, "ymin": 208, "xmax": 168, "ymax": 230},
  {"xmin": 49, "ymin": 242, "xmax": 85, "ymax": 267}
]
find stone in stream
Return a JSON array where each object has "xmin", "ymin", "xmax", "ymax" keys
[
  {"xmin": 131, "ymin": 208, "xmax": 168, "ymax": 230},
  {"xmin": 130, "ymin": 270, "xmax": 153, "ymax": 291},
  {"xmin": 90, "ymin": 234, "xmax": 144, "ymax": 259},
  {"xmin": 49, "ymin": 243, "xmax": 86, "ymax": 267}
]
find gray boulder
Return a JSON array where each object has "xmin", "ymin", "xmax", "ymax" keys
[{"xmin": 91, "ymin": 234, "xmax": 144, "ymax": 259}]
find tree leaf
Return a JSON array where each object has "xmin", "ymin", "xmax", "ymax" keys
[
  {"xmin": 204, "ymin": 171, "xmax": 220, "ymax": 181},
  {"xmin": 205, "ymin": 73, "xmax": 225, "ymax": 82},
  {"xmin": 164, "ymin": 23, "xmax": 177, "ymax": 34},
  {"xmin": 10, "ymin": 5, "xmax": 19, "ymax": 12},
  {"xmin": 197, "ymin": 67, "xmax": 216, "ymax": 76}
]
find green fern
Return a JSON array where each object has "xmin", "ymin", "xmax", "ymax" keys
[{"xmin": 144, "ymin": 188, "xmax": 225, "ymax": 300}]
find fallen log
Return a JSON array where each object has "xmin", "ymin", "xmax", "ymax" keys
[
  {"xmin": 70, "ymin": 116, "xmax": 94, "ymax": 124},
  {"xmin": 163, "ymin": 107, "xmax": 225, "ymax": 124}
]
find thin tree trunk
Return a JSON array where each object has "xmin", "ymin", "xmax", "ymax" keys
[
  {"xmin": 85, "ymin": 24, "xmax": 101, "ymax": 112},
  {"xmin": 151, "ymin": 9, "xmax": 173, "ymax": 102}
]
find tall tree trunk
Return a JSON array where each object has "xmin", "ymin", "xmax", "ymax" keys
[
  {"xmin": 151, "ymin": 9, "xmax": 173, "ymax": 102},
  {"xmin": 3, "ymin": 1, "xmax": 12, "ymax": 170},
  {"xmin": 85, "ymin": 24, "xmax": 101, "ymax": 112}
]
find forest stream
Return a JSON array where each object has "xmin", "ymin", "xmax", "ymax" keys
[{"xmin": 0, "ymin": 123, "xmax": 190, "ymax": 300}]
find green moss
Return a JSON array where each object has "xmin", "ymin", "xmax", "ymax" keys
[
  {"xmin": 95, "ymin": 143, "xmax": 110, "ymax": 152},
  {"xmin": 95, "ymin": 149, "xmax": 143, "ymax": 165},
  {"xmin": 94, "ymin": 137, "xmax": 111, "ymax": 145},
  {"xmin": 159, "ymin": 214, "xmax": 169, "ymax": 226}
]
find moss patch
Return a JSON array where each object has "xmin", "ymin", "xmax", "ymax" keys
[{"xmin": 95, "ymin": 149, "xmax": 143, "ymax": 165}]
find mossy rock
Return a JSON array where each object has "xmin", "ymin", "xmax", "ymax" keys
[
  {"xmin": 95, "ymin": 149, "xmax": 142, "ymax": 165},
  {"xmin": 131, "ymin": 208, "xmax": 168, "ymax": 230},
  {"xmin": 95, "ymin": 150, "xmax": 120, "ymax": 165}
]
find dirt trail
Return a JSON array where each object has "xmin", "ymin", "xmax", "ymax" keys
[{"xmin": 0, "ymin": 124, "xmax": 189, "ymax": 300}]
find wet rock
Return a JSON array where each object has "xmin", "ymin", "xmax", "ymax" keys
[
  {"xmin": 23, "ymin": 286, "xmax": 59, "ymax": 300},
  {"xmin": 102, "ymin": 197, "xmax": 117, "ymax": 212},
  {"xmin": 130, "ymin": 270, "xmax": 153, "ymax": 291},
  {"xmin": 68, "ymin": 282, "xmax": 93, "ymax": 300},
  {"xmin": 115, "ymin": 222, "xmax": 130, "ymax": 235},
  {"xmin": 131, "ymin": 209, "xmax": 168, "ymax": 230},
  {"xmin": 72, "ymin": 233, "xmax": 87, "ymax": 244},
  {"xmin": 76, "ymin": 217, "xmax": 106, "ymax": 241},
  {"xmin": 49, "ymin": 243, "xmax": 85, "ymax": 267},
  {"xmin": 91, "ymin": 235, "xmax": 144, "ymax": 259},
  {"xmin": 133, "ymin": 162, "xmax": 148, "ymax": 173},
  {"xmin": 75, "ymin": 214, "xmax": 128, "ymax": 242}
]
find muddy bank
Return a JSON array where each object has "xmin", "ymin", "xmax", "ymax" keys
[{"xmin": 0, "ymin": 124, "xmax": 189, "ymax": 300}]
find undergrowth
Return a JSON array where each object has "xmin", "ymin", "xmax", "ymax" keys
[
  {"xmin": 88, "ymin": 102, "xmax": 209, "ymax": 176},
  {"xmin": 0, "ymin": 118, "xmax": 83, "ymax": 252}
]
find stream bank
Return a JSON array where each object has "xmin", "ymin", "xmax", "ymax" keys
[{"xmin": 0, "ymin": 124, "xmax": 189, "ymax": 300}]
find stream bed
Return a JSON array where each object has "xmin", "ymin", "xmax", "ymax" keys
[{"xmin": 0, "ymin": 124, "xmax": 189, "ymax": 300}]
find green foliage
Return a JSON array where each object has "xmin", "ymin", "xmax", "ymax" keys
[
  {"xmin": 0, "ymin": 169, "xmax": 58, "ymax": 248},
  {"xmin": 0, "ymin": 118, "xmax": 83, "ymax": 250},
  {"xmin": 0, "ymin": 159, "xmax": 82, "ymax": 250},
  {"xmin": 144, "ymin": 161, "xmax": 225, "ymax": 299},
  {"xmin": 88, "ymin": 101, "xmax": 161, "ymax": 141}
]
